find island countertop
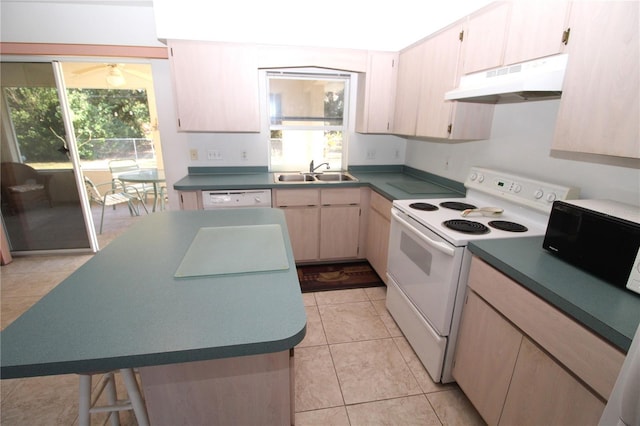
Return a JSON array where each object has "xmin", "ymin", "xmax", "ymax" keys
[{"xmin": 1, "ymin": 209, "xmax": 307, "ymax": 379}]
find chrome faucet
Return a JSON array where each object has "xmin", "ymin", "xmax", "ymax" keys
[{"xmin": 309, "ymin": 160, "xmax": 330, "ymax": 173}]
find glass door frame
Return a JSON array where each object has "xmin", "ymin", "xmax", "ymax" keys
[
  {"xmin": 0, "ymin": 59, "xmax": 98, "ymax": 254},
  {"xmin": 52, "ymin": 60, "xmax": 99, "ymax": 252}
]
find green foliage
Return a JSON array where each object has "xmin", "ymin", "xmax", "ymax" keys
[
  {"xmin": 4, "ymin": 87, "xmax": 150, "ymax": 162},
  {"xmin": 324, "ymin": 89, "xmax": 344, "ymax": 125}
]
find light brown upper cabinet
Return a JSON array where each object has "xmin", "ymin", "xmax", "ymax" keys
[
  {"xmin": 461, "ymin": 2, "xmax": 570, "ymax": 73},
  {"xmin": 168, "ymin": 40, "xmax": 260, "ymax": 132},
  {"xmin": 416, "ymin": 23, "xmax": 493, "ymax": 140},
  {"xmin": 502, "ymin": 1, "xmax": 570, "ymax": 66},
  {"xmin": 393, "ymin": 42, "xmax": 425, "ymax": 136},
  {"xmin": 552, "ymin": 1, "xmax": 640, "ymax": 158},
  {"xmin": 460, "ymin": 2, "xmax": 510, "ymax": 75},
  {"xmin": 393, "ymin": 23, "xmax": 493, "ymax": 140},
  {"xmin": 356, "ymin": 51, "xmax": 398, "ymax": 134}
]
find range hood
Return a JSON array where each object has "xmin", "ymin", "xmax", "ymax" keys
[{"xmin": 445, "ymin": 54, "xmax": 568, "ymax": 104}]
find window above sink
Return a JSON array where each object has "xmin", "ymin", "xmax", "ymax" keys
[{"xmin": 267, "ymin": 70, "xmax": 351, "ymax": 173}]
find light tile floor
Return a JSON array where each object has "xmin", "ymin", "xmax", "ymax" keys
[
  {"xmin": 295, "ymin": 288, "xmax": 484, "ymax": 426},
  {"xmin": 1, "ymin": 203, "xmax": 485, "ymax": 425}
]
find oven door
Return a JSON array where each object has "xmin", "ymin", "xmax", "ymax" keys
[{"xmin": 387, "ymin": 208, "xmax": 465, "ymax": 336}]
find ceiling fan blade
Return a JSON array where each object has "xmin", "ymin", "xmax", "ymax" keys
[
  {"xmin": 73, "ymin": 64, "xmax": 108, "ymax": 76},
  {"xmin": 121, "ymin": 68, "xmax": 152, "ymax": 81}
]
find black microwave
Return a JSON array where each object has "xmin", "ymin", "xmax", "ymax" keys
[{"xmin": 543, "ymin": 199, "xmax": 640, "ymax": 294}]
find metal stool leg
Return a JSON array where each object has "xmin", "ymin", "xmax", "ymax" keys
[
  {"xmin": 104, "ymin": 372, "xmax": 121, "ymax": 426},
  {"xmin": 120, "ymin": 368, "xmax": 150, "ymax": 426},
  {"xmin": 78, "ymin": 370, "xmax": 148, "ymax": 426},
  {"xmin": 78, "ymin": 374, "xmax": 92, "ymax": 426}
]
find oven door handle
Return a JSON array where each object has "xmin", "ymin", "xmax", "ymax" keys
[{"xmin": 391, "ymin": 209, "xmax": 455, "ymax": 256}]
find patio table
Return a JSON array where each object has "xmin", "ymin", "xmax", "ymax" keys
[{"xmin": 118, "ymin": 169, "xmax": 165, "ymax": 212}]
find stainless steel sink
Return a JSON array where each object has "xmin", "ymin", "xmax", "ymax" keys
[
  {"xmin": 274, "ymin": 172, "xmax": 358, "ymax": 183},
  {"xmin": 315, "ymin": 173, "xmax": 356, "ymax": 182},
  {"xmin": 276, "ymin": 173, "xmax": 315, "ymax": 182}
]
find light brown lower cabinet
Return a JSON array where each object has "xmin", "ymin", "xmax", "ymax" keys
[
  {"xmin": 178, "ymin": 190, "xmax": 202, "ymax": 210},
  {"xmin": 452, "ymin": 290, "xmax": 521, "ymax": 425},
  {"xmin": 320, "ymin": 205, "xmax": 360, "ymax": 259},
  {"xmin": 139, "ymin": 350, "xmax": 293, "ymax": 425},
  {"xmin": 452, "ymin": 256, "xmax": 624, "ymax": 426},
  {"xmin": 500, "ymin": 337, "xmax": 604, "ymax": 426},
  {"xmin": 274, "ymin": 188, "xmax": 362, "ymax": 262},
  {"xmin": 365, "ymin": 191, "xmax": 392, "ymax": 283}
]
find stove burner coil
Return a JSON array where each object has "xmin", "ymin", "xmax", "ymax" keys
[
  {"xmin": 488, "ymin": 220, "xmax": 528, "ymax": 232},
  {"xmin": 409, "ymin": 202, "xmax": 438, "ymax": 211},
  {"xmin": 443, "ymin": 219, "xmax": 490, "ymax": 234},
  {"xmin": 440, "ymin": 201, "xmax": 477, "ymax": 211}
]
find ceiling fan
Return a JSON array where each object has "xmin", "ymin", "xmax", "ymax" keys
[{"xmin": 72, "ymin": 63, "xmax": 151, "ymax": 87}]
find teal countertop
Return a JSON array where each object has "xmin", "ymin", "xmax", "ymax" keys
[
  {"xmin": 1, "ymin": 209, "xmax": 307, "ymax": 379},
  {"xmin": 173, "ymin": 165, "xmax": 465, "ymax": 200},
  {"xmin": 469, "ymin": 237, "xmax": 640, "ymax": 352}
]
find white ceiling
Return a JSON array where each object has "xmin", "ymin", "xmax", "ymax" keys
[
  {"xmin": 3, "ymin": 0, "xmax": 494, "ymax": 51},
  {"xmin": 152, "ymin": 0, "xmax": 494, "ymax": 51}
]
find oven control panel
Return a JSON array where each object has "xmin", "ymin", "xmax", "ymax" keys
[{"xmin": 465, "ymin": 167, "xmax": 580, "ymax": 212}]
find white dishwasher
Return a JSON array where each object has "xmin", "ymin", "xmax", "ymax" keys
[{"xmin": 201, "ymin": 189, "xmax": 272, "ymax": 209}]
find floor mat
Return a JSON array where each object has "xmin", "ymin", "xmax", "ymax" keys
[{"xmin": 297, "ymin": 261, "xmax": 385, "ymax": 293}]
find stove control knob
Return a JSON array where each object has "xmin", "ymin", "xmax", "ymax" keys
[
  {"xmin": 534, "ymin": 189, "xmax": 544, "ymax": 199},
  {"xmin": 477, "ymin": 174, "xmax": 485, "ymax": 183},
  {"xmin": 513, "ymin": 184, "xmax": 522, "ymax": 193},
  {"xmin": 470, "ymin": 172, "xmax": 478, "ymax": 181},
  {"xmin": 546, "ymin": 193, "xmax": 557, "ymax": 202}
]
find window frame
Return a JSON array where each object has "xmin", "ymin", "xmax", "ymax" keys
[{"xmin": 266, "ymin": 69, "xmax": 351, "ymax": 172}]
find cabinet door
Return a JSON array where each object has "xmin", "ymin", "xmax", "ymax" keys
[
  {"xmin": 392, "ymin": 43, "xmax": 425, "ymax": 135},
  {"xmin": 169, "ymin": 41, "xmax": 260, "ymax": 132},
  {"xmin": 503, "ymin": 1, "xmax": 570, "ymax": 65},
  {"xmin": 552, "ymin": 2, "xmax": 639, "ymax": 158},
  {"xmin": 282, "ymin": 207, "xmax": 319, "ymax": 262},
  {"xmin": 452, "ymin": 290, "xmax": 522, "ymax": 426},
  {"xmin": 366, "ymin": 207, "xmax": 390, "ymax": 283},
  {"xmin": 356, "ymin": 51, "xmax": 398, "ymax": 134},
  {"xmin": 461, "ymin": 2, "xmax": 510, "ymax": 74},
  {"xmin": 179, "ymin": 191, "xmax": 202, "ymax": 210},
  {"xmin": 500, "ymin": 338, "xmax": 605, "ymax": 426},
  {"xmin": 415, "ymin": 25, "xmax": 462, "ymax": 138},
  {"xmin": 320, "ymin": 206, "xmax": 360, "ymax": 259}
]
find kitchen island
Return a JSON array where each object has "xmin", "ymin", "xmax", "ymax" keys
[{"xmin": 0, "ymin": 208, "xmax": 307, "ymax": 425}]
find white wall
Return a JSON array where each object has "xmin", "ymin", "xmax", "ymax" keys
[
  {"xmin": 0, "ymin": 1, "xmax": 164, "ymax": 47},
  {"xmin": 405, "ymin": 100, "xmax": 640, "ymax": 205}
]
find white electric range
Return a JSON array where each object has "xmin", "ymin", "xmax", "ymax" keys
[{"xmin": 386, "ymin": 167, "xmax": 580, "ymax": 383}]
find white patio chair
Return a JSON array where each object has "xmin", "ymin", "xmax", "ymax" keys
[
  {"xmin": 108, "ymin": 159, "xmax": 148, "ymax": 200},
  {"xmin": 84, "ymin": 177, "xmax": 148, "ymax": 234}
]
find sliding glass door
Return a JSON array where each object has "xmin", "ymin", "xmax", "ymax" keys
[{"xmin": 1, "ymin": 62, "xmax": 94, "ymax": 253}]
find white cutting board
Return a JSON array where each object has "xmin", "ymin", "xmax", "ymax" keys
[{"xmin": 175, "ymin": 225, "xmax": 289, "ymax": 278}]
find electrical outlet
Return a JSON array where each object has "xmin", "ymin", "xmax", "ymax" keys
[
  {"xmin": 366, "ymin": 149, "xmax": 376, "ymax": 160},
  {"xmin": 189, "ymin": 149, "xmax": 198, "ymax": 161},
  {"xmin": 207, "ymin": 150, "xmax": 222, "ymax": 160},
  {"xmin": 241, "ymin": 151, "xmax": 248, "ymax": 161}
]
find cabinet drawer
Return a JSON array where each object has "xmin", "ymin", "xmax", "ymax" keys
[
  {"xmin": 274, "ymin": 189, "xmax": 320, "ymax": 207},
  {"xmin": 468, "ymin": 256, "xmax": 625, "ymax": 400},
  {"xmin": 370, "ymin": 191, "xmax": 391, "ymax": 220},
  {"xmin": 320, "ymin": 188, "xmax": 360, "ymax": 205}
]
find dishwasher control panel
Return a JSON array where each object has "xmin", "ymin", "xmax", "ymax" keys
[{"xmin": 202, "ymin": 189, "xmax": 272, "ymax": 209}]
